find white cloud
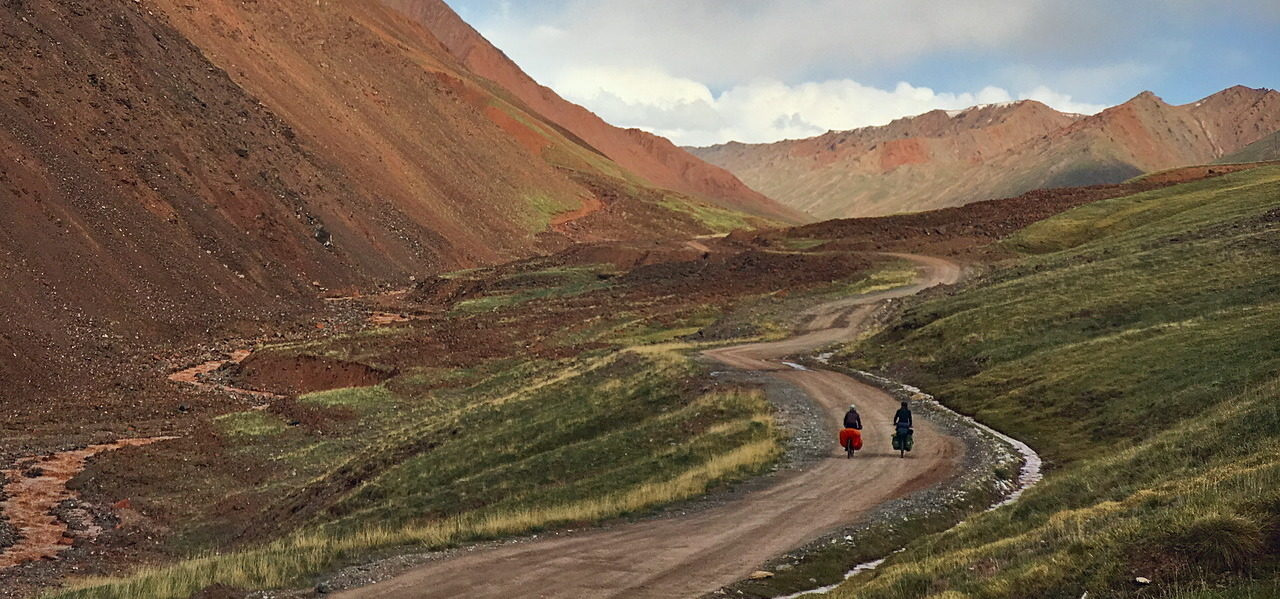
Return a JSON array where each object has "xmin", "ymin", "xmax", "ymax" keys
[
  {"xmin": 554, "ymin": 66, "xmax": 715, "ymax": 111},
  {"xmin": 1020, "ymin": 86, "xmax": 1108, "ymax": 116},
  {"xmin": 553, "ymin": 67, "xmax": 1101, "ymax": 146},
  {"xmin": 480, "ymin": 0, "xmax": 1041, "ymax": 88}
]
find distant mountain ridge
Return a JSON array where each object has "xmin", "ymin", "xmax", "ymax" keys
[{"xmin": 690, "ymin": 86, "xmax": 1280, "ymax": 219}]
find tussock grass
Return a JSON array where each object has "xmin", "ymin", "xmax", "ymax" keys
[
  {"xmin": 453, "ymin": 281, "xmax": 607, "ymax": 314},
  {"xmin": 300, "ymin": 386, "xmax": 395, "ymax": 411}
]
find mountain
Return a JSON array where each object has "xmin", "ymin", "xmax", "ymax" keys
[
  {"xmin": 691, "ymin": 86, "xmax": 1280, "ymax": 219},
  {"xmin": 692, "ymin": 100, "xmax": 1080, "ymax": 217},
  {"xmin": 379, "ymin": 0, "xmax": 805, "ymax": 224},
  {"xmin": 0, "ymin": 0, "xmax": 786, "ymax": 395}
]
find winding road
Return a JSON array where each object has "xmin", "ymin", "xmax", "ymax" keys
[{"xmin": 335, "ymin": 253, "xmax": 964, "ymax": 599}]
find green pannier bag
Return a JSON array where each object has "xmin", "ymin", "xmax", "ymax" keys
[{"xmin": 892, "ymin": 429, "xmax": 914, "ymax": 451}]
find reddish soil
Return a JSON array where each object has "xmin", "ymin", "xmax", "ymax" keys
[
  {"xmin": 168, "ymin": 350, "xmax": 282, "ymax": 401},
  {"xmin": 481, "ymin": 105, "xmax": 551, "ymax": 155},
  {"xmin": 367, "ymin": 312, "xmax": 413, "ymax": 326},
  {"xmin": 879, "ymin": 138, "xmax": 931, "ymax": 172},
  {"xmin": 230, "ymin": 354, "xmax": 394, "ymax": 396},
  {"xmin": 551, "ymin": 193, "xmax": 608, "ymax": 236},
  {"xmin": 0, "ymin": 438, "xmax": 175, "ymax": 569}
]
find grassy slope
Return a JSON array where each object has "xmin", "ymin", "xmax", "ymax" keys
[{"xmin": 833, "ymin": 166, "xmax": 1280, "ymax": 597}]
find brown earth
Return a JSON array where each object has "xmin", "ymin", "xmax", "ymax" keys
[
  {"xmin": 168, "ymin": 350, "xmax": 283, "ymax": 401},
  {"xmin": 1136, "ymin": 162, "xmax": 1280, "ymax": 186},
  {"xmin": 692, "ymin": 86, "xmax": 1280, "ymax": 219},
  {"xmin": 229, "ymin": 354, "xmax": 393, "ymax": 397},
  {"xmin": 331, "ymin": 255, "xmax": 962, "ymax": 599}
]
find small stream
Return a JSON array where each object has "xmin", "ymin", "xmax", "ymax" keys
[
  {"xmin": 168, "ymin": 349, "xmax": 282, "ymax": 401},
  {"xmin": 0, "ymin": 437, "xmax": 175, "ymax": 569},
  {"xmin": 0, "ymin": 350, "xmax": 276, "ymax": 571}
]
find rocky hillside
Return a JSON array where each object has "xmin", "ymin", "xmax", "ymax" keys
[
  {"xmin": 692, "ymin": 86, "xmax": 1280, "ymax": 219},
  {"xmin": 1219, "ymin": 130, "xmax": 1280, "ymax": 163},
  {"xmin": 0, "ymin": 0, "xmax": 786, "ymax": 396},
  {"xmin": 379, "ymin": 0, "xmax": 805, "ymax": 224}
]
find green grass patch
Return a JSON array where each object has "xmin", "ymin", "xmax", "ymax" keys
[
  {"xmin": 522, "ymin": 191, "xmax": 582, "ymax": 231},
  {"xmin": 607, "ymin": 305, "xmax": 723, "ymax": 346},
  {"xmin": 214, "ymin": 411, "xmax": 286, "ymax": 438},
  {"xmin": 778, "ymin": 237, "xmax": 831, "ymax": 250},
  {"xmin": 300, "ymin": 386, "xmax": 395, "ymax": 413},
  {"xmin": 658, "ymin": 195, "xmax": 770, "ymax": 232},
  {"xmin": 839, "ymin": 264, "xmax": 920, "ymax": 295},
  {"xmin": 452, "ymin": 265, "xmax": 613, "ymax": 314},
  {"xmin": 1004, "ymin": 170, "xmax": 1276, "ymax": 254}
]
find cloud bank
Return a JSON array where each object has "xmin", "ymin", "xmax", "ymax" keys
[
  {"xmin": 455, "ymin": 0, "xmax": 1279, "ymax": 146},
  {"xmin": 552, "ymin": 67, "xmax": 1106, "ymax": 146}
]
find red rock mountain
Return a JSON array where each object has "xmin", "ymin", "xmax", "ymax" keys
[
  {"xmin": 692, "ymin": 86, "xmax": 1280, "ymax": 219},
  {"xmin": 379, "ymin": 0, "xmax": 804, "ymax": 224},
  {"xmin": 0, "ymin": 0, "xmax": 786, "ymax": 394}
]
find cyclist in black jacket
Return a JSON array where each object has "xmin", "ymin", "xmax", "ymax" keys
[
  {"xmin": 894, "ymin": 401, "xmax": 913, "ymax": 429},
  {"xmin": 843, "ymin": 404, "xmax": 862, "ymax": 430}
]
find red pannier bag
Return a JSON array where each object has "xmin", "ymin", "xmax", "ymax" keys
[{"xmin": 839, "ymin": 428, "xmax": 863, "ymax": 450}]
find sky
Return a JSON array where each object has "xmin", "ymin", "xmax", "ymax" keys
[{"xmin": 447, "ymin": 0, "xmax": 1280, "ymax": 147}]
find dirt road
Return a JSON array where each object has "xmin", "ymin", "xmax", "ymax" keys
[{"xmin": 333, "ymin": 254, "xmax": 963, "ymax": 599}]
